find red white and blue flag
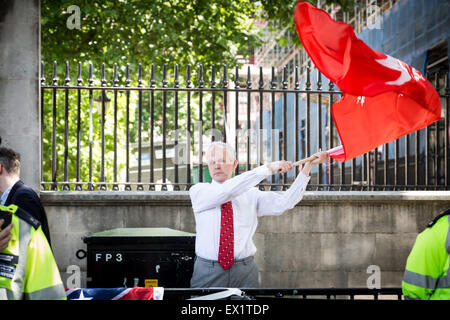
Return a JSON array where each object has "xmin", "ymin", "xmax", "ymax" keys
[{"xmin": 65, "ymin": 287, "xmax": 164, "ymax": 300}]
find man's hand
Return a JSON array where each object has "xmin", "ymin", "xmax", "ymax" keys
[
  {"xmin": 0, "ymin": 219, "xmax": 13, "ymax": 251},
  {"xmin": 301, "ymin": 151, "xmax": 330, "ymax": 176},
  {"xmin": 309, "ymin": 151, "xmax": 330, "ymax": 165},
  {"xmin": 267, "ymin": 160, "xmax": 294, "ymax": 174}
]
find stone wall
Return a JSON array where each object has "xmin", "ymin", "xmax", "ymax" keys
[
  {"xmin": 42, "ymin": 191, "xmax": 450, "ymax": 289},
  {"xmin": 0, "ymin": 0, "xmax": 41, "ymax": 191}
]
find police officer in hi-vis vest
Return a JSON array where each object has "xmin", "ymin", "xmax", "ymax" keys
[
  {"xmin": 402, "ymin": 208, "xmax": 450, "ymax": 300},
  {"xmin": 0, "ymin": 204, "xmax": 66, "ymax": 300}
]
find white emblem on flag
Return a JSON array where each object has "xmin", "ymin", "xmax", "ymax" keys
[
  {"xmin": 411, "ymin": 67, "xmax": 425, "ymax": 82},
  {"xmin": 72, "ymin": 290, "xmax": 93, "ymax": 300},
  {"xmin": 375, "ymin": 55, "xmax": 411, "ymax": 86},
  {"xmin": 356, "ymin": 96, "xmax": 366, "ymax": 106}
]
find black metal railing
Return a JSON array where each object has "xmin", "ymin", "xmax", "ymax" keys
[
  {"xmin": 162, "ymin": 287, "xmax": 404, "ymax": 300},
  {"xmin": 40, "ymin": 61, "xmax": 449, "ymax": 191}
]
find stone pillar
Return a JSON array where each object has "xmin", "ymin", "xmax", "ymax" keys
[{"xmin": 0, "ymin": 0, "xmax": 41, "ymax": 192}]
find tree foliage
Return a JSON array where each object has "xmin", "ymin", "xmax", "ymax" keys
[
  {"xmin": 41, "ymin": 0, "xmax": 265, "ymax": 82},
  {"xmin": 41, "ymin": 0, "xmax": 357, "ymax": 79}
]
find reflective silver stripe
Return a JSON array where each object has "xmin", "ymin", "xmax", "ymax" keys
[
  {"xmin": 403, "ymin": 295, "xmax": 421, "ymax": 300},
  {"xmin": 1, "ymin": 287, "xmax": 17, "ymax": 300},
  {"xmin": 436, "ymin": 215, "xmax": 450, "ymax": 289},
  {"xmin": 446, "ymin": 215, "xmax": 450, "ymax": 254},
  {"xmin": 23, "ymin": 284, "xmax": 66, "ymax": 300},
  {"xmin": 7, "ymin": 217, "xmax": 32, "ymax": 300},
  {"xmin": 436, "ymin": 275, "xmax": 450, "ymax": 289},
  {"xmin": 404, "ymin": 215, "xmax": 450, "ymax": 298},
  {"xmin": 0, "ymin": 288, "xmax": 7, "ymax": 300},
  {"xmin": 403, "ymin": 270, "xmax": 439, "ymax": 289}
]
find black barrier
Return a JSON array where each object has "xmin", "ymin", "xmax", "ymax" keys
[
  {"xmin": 40, "ymin": 61, "xmax": 449, "ymax": 192},
  {"xmin": 162, "ymin": 287, "xmax": 403, "ymax": 300}
]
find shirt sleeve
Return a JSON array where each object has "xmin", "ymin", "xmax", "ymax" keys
[
  {"xmin": 256, "ymin": 172, "xmax": 311, "ymax": 216},
  {"xmin": 189, "ymin": 165, "xmax": 272, "ymax": 213}
]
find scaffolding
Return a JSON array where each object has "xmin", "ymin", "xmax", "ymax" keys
[{"xmin": 253, "ymin": 0, "xmax": 399, "ymax": 85}]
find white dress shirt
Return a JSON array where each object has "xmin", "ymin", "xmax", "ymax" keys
[
  {"xmin": 0, "ymin": 185, "xmax": 13, "ymax": 206},
  {"xmin": 189, "ymin": 165, "xmax": 311, "ymax": 261}
]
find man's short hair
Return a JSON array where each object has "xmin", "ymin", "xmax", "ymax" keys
[
  {"xmin": 206, "ymin": 142, "xmax": 236, "ymax": 163},
  {"xmin": 0, "ymin": 147, "xmax": 21, "ymax": 174}
]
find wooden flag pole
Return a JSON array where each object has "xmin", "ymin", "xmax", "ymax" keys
[
  {"xmin": 275, "ymin": 155, "xmax": 316, "ymax": 173},
  {"xmin": 276, "ymin": 149, "xmax": 329, "ymax": 172},
  {"xmin": 293, "ymin": 155, "xmax": 317, "ymax": 167},
  {"xmin": 293, "ymin": 148, "xmax": 322, "ymax": 167}
]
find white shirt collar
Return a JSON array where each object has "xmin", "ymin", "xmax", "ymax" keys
[
  {"xmin": 0, "ymin": 185, "xmax": 13, "ymax": 206},
  {"xmin": 211, "ymin": 178, "xmax": 230, "ymax": 185}
]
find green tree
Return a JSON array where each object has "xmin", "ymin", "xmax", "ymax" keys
[
  {"xmin": 41, "ymin": 0, "xmax": 356, "ymax": 80},
  {"xmin": 41, "ymin": 0, "xmax": 264, "ymax": 80}
]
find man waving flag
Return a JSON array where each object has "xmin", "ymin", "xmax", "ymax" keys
[{"xmin": 294, "ymin": 1, "xmax": 442, "ymax": 162}]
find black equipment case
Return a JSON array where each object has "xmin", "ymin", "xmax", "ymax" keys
[{"xmin": 83, "ymin": 227, "xmax": 196, "ymax": 288}]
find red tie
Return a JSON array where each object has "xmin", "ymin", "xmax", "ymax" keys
[{"xmin": 218, "ymin": 201, "xmax": 234, "ymax": 270}]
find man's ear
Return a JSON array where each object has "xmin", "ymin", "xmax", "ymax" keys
[{"xmin": 232, "ymin": 159, "xmax": 238, "ymax": 170}]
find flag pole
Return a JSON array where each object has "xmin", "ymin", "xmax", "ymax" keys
[{"xmin": 293, "ymin": 155, "xmax": 317, "ymax": 167}]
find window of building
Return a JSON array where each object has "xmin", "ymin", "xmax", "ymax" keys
[
  {"xmin": 425, "ymin": 40, "xmax": 448, "ymax": 185},
  {"xmin": 426, "ymin": 40, "xmax": 448, "ymax": 95}
]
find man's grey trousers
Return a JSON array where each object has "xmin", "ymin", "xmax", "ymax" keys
[{"xmin": 190, "ymin": 255, "xmax": 259, "ymax": 288}]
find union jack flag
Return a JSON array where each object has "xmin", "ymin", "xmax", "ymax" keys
[{"xmin": 65, "ymin": 287, "xmax": 164, "ymax": 300}]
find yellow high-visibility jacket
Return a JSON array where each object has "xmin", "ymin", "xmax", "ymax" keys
[
  {"xmin": 402, "ymin": 209, "xmax": 450, "ymax": 300},
  {"xmin": 0, "ymin": 204, "xmax": 66, "ymax": 300}
]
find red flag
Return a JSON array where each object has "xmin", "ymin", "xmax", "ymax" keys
[{"xmin": 294, "ymin": 1, "xmax": 442, "ymax": 161}]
